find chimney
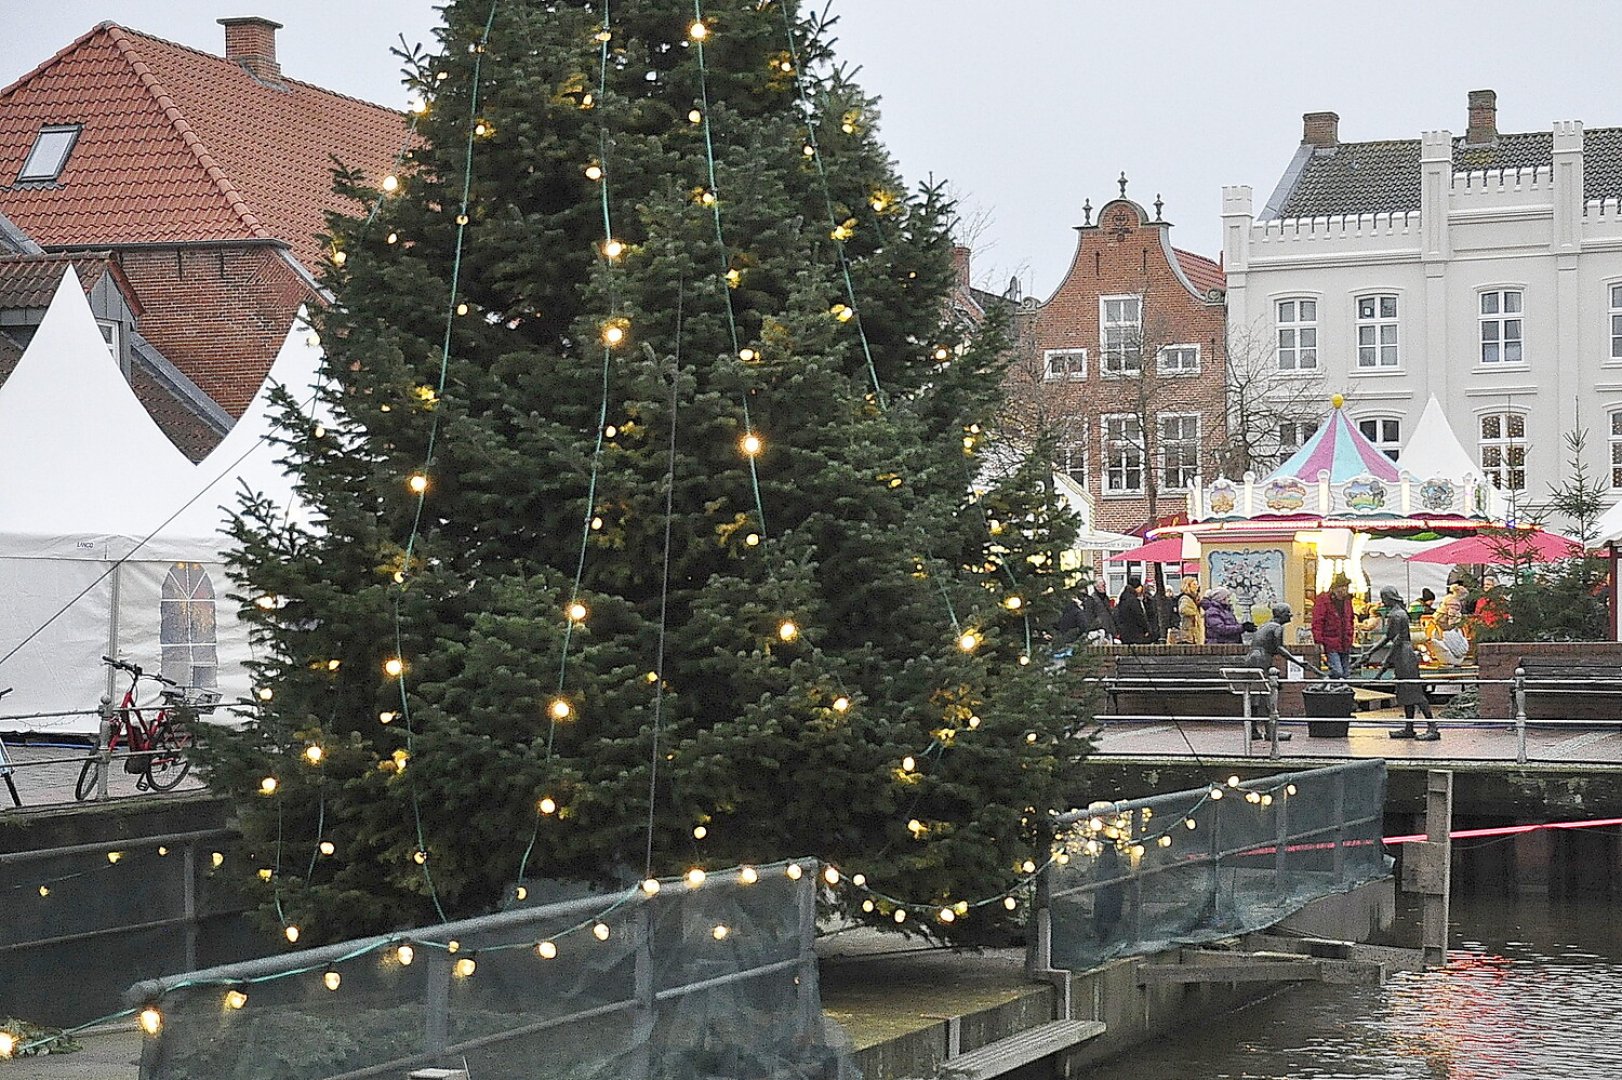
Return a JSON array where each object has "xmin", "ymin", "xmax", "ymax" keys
[
  {"xmin": 951, "ymin": 245, "xmax": 972, "ymax": 290},
  {"xmin": 1466, "ymin": 89, "xmax": 1497, "ymax": 145},
  {"xmin": 218, "ymin": 17, "xmax": 283, "ymax": 80},
  {"xmin": 1302, "ymin": 111, "xmax": 1339, "ymax": 149}
]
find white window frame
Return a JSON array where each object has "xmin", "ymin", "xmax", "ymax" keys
[
  {"xmin": 1158, "ymin": 412, "xmax": 1200, "ymax": 492},
  {"xmin": 1479, "ymin": 288, "xmax": 1524, "ymax": 366},
  {"xmin": 1357, "ymin": 416, "xmax": 1402, "ymax": 461},
  {"xmin": 1479, "ymin": 409, "xmax": 1527, "ymax": 491},
  {"xmin": 1059, "ymin": 435, "xmax": 1087, "ymax": 486},
  {"xmin": 1101, "ymin": 412, "xmax": 1144, "ymax": 495},
  {"xmin": 1099, "ymin": 294, "xmax": 1143, "ymax": 377},
  {"xmin": 1275, "ymin": 297, "xmax": 1318, "ymax": 372},
  {"xmin": 160, "ymin": 563, "xmax": 219, "ymax": 689},
  {"xmin": 1610, "ymin": 409, "xmax": 1622, "ymax": 489},
  {"xmin": 1609, "ymin": 284, "xmax": 1622, "ymax": 362},
  {"xmin": 1354, "ymin": 294, "xmax": 1400, "ymax": 369},
  {"xmin": 17, "ymin": 124, "xmax": 80, "ymax": 183},
  {"xmin": 96, "ymin": 319, "xmax": 120, "ymax": 362},
  {"xmin": 1042, "ymin": 348, "xmax": 1087, "ymax": 381},
  {"xmin": 1156, "ymin": 343, "xmax": 1201, "ymax": 376}
]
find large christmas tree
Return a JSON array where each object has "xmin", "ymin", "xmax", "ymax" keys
[{"xmin": 205, "ymin": 0, "xmax": 1091, "ymax": 943}]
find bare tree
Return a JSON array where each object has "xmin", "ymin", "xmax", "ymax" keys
[{"xmin": 1216, "ymin": 317, "xmax": 1324, "ymax": 479}]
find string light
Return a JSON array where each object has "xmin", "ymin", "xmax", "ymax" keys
[
  {"xmin": 284, "ymin": 925, "xmax": 301, "ymax": 943},
  {"xmin": 0, "ymin": 1032, "xmax": 12, "ymax": 1059},
  {"xmin": 225, "ymin": 989, "xmax": 248, "ymax": 1010},
  {"xmin": 413, "ymin": 850, "xmax": 428, "ymax": 865},
  {"xmin": 785, "ymin": 863, "xmax": 803, "ymax": 880},
  {"xmin": 319, "ymin": 841, "xmax": 336, "ymax": 856},
  {"xmin": 688, "ymin": 20, "xmax": 709, "ymax": 40},
  {"xmin": 852, "ymin": 874, "xmax": 866, "ymax": 887},
  {"xmin": 585, "ymin": 163, "xmax": 603, "ymax": 181},
  {"xmin": 538, "ymin": 796, "xmax": 557, "ymax": 815},
  {"xmin": 601, "ymin": 238, "xmax": 625, "ymax": 260},
  {"xmin": 106, "ymin": 851, "xmax": 122, "ymax": 865},
  {"xmin": 382, "ymin": 174, "xmax": 399, "ymax": 193},
  {"xmin": 454, "ymin": 956, "xmax": 477, "ymax": 978},
  {"xmin": 893, "ymin": 909, "xmax": 906, "ymax": 924},
  {"xmin": 738, "ymin": 347, "xmax": 757, "ymax": 362},
  {"xmin": 642, "ymin": 878, "xmax": 661, "ymax": 896},
  {"xmin": 38, "ymin": 885, "xmax": 49, "ymax": 897},
  {"xmin": 566, "ymin": 601, "xmax": 588, "ymax": 622},
  {"xmin": 304, "ymin": 745, "xmax": 323, "ymax": 765},
  {"xmin": 516, "ymin": 886, "xmax": 528, "ymax": 901},
  {"xmin": 386, "ymin": 232, "xmax": 398, "ymax": 245},
  {"xmin": 384, "ymin": 657, "xmax": 406, "ymax": 677},
  {"xmin": 548, "ymin": 698, "xmax": 573, "ymax": 721},
  {"xmin": 957, "ymin": 631, "xmax": 980, "ymax": 653},
  {"xmin": 685, "ymin": 868, "xmax": 706, "ymax": 887},
  {"xmin": 688, "ymin": 109, "xmax": 704, "ymax": 124},
  {"xmin": 406, "ymin": 474, "xmax": 428, "ymax": 495},
  {"xmin": 712, "ymin": 925, "xmax": 730, "ymax": 940},
  {"xmin": 1004, "ymin": 896, "xmax": 1018, "ymax": 911},
  {"xmin": 777, "ymin": 619, "xmax": 798, "ymax": 642},
  {"xmin": 537, "ymin": 941, "xmax": 557, "ymax": 959},
  {"xmin": 211, "ymin": 852, "xmax": 225, "ymax": 868},
  {"xmin": 823, "ymin": 867, "xmax": 840, "ymax": 885},
  {"xmin": 396, "ymin": 944, "xmax": 415, "ymax": 966},
  {"xmin": 601, "ymin": 320, "xmax": 628, "ymax": 347},
  {"xmin": 592, "ymin": 923, "xmax": 611, "ymax": 941},
  {"xmin": 139, "ymin": 1006, "xmax": 163, "ymax": 1036},
  {"xmin": 933, "ymin": 346, "xmax": 951, "ymax": 362},
  {"xmin": 379, "ymin": 711, "xmax": 395, "ymax": 724},
  {"xmin": 725, "ymin": 268, "xmax": 741, "ymax": 287},
  {"xmin": 331, "ymin": 250, "xmax": 347, "ymax": 266},
  {"xmin": 1003, "ymin": 596, "xmax": 1024, "ymax": 611},
  {"xmin": 739, "ymin": 866, "xmax": 758, "ymax": 884},
  {"xmin": 692, "ymin": 825, "xmax": 708, "ymax": 839},
  {"xmin": 323, "ymin": 970, "xmax": 341, "ymax": 991},
  {"xmin": 900, "ymin": 755, "xmax": 916, "ymax": 773},
  {"xmin": 939, "ymin": 907, "xmax": 955, "ymax": 923},
  {"xmin": 259, "ymin": 776, "xmax": 278, "ymax": 795},
  {"xmin": 744, "ymin": 532, "xmax": 760, "ymax": 547},
  {"xmin": 832, "ymin": 696, "xmax": 850, "ymax": 712},
  {"xmin": 740, "ymin": 433, "xmax": 763, "ymax": 456}
]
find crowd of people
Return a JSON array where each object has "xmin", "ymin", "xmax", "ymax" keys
[{"xmin": 1056, "ymin": 575, "xmax": 1251, "ymax": 648}]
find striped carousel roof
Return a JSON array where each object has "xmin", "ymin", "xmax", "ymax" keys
[{"xmin": 1265, "ymin": 398, "xmax": 1400, "ymax": 485}]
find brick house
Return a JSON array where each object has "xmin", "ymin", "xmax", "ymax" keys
[
  {"xmin": 1007, "ymin": 182, "xmax": 1227, "ymax": 547},
  {"xmin": 0, "ymin": 17, "xmax": 405, "ymax": 454}
]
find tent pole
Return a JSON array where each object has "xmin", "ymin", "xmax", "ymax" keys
[{"xmin": 106, "ymin": 560, "xmax": 121, "ymax": 701}]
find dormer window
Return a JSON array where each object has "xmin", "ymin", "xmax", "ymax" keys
[{"xmin": 17, "ymin": 125, "xmax": 81, "ymax": 183}]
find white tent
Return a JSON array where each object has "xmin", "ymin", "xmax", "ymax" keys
[
  {"xmin": 0, "ymin": 272, "xmax": 321, "ymax": 733},
  {"xmin": 1363, "ymin": 537, "xmax": 1451, "ymax": 605},
  {"xmin": 1396, "ymin": 395, "xmax": 1508, "ymax": 521}
]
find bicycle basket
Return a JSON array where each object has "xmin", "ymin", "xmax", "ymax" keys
[{"xmin": 124, "ymin": 755, "xmax": 147, "ymax": 774}]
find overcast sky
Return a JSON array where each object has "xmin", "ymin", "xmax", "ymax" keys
[{"xmin": 5, "ymin": 1, "xmax": 1621, "ymax": 298}]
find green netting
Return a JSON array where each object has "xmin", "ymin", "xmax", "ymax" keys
[
  {"xmin": 130, "ymin": 859, "xmax": 858, "ymax": 1080},
  {"xmin": 1047, "ymin": 760, "xmax": 1391, "ymax": 971}
]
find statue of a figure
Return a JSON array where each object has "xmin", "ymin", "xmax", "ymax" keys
[
  {"xmin": 1241, "ymin": 603, "xmax": 1321, "ymax": 741},
  {"xmin": 1360, "ymin": 586, "xmax": 1440, "ymax": 740}
]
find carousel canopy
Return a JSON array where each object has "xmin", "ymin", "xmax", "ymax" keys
[{"xmin": 1265, "ymin": 397, "xmax": 1400, "ymax": 485}]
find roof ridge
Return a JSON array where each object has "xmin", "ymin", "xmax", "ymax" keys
[
  {"xmin": 1171, "ymin": 246, "xmax": 1219, "ymax": 265},
  {"xmin": 102, "ymin": 24, "xmax": 269, "ymax": 241},
  {"xmin": 0, "ymin": 22, "xmax": 108, "ymax": 102},
  {"xmin": 116, "ymin": 24, "xmax": 404, "ymax": 115}
]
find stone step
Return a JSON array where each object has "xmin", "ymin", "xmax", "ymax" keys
[{"xmin": 923, "ymin": 1018, "xmax": 1106, "ymax": 1080}]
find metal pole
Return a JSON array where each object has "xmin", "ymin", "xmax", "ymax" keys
[
  {"xmin": 1025, "ymin": 859, "xmax": 1053, "ymax": 979},
  {"xmin": 96, "ymin": 694, "xmax": 113, "ymax": 802},
  {"xmin": 629, "ymin": 906, "xmax": 654, "ymax": 1080},
  {"xmin": 423, "ymin": 951, "xmax": 450, "ymax": 1067},
  {"xmin": 182, "ymin": 842, "xmax": 198, "ymax": 971},
  {"xmin": 1266, "ymin": 670, "xmax": 1281, "ymax": 761},
  {"xmin": 1421, "ymin": 769, "xmax": 1454, "ymax": 968},
  {"xmin": 1241, "ymin": 691, "xmax": 1254, "ymax": 758},
  {"xmin": 1513, "ymin": 666, "xmax": 1528, "ymax": 765}
]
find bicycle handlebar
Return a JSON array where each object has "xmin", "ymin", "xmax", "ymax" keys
[{"xmin": 101, "ymin": 656, "xmax": 179, "ymax": 687}]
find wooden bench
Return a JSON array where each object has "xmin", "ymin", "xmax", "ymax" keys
[
  {"xmin": 1105, "ymin": 653, "xmax": 1251, "ymax": 718},
  {"xmin": 1516, "ymin": 658, "xmax": 1622, "ymax": 721}
]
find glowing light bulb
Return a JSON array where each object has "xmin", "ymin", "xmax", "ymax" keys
[
  {"xmin": 642, "ymin": 878, "xmax": 661, "ymax": 895},
  {"xmin": 689, "ymin": 109, "xmax": 704, "ymax": 124},
  {"xmin": 591, "ymin": 516, "xmax": 604, "ymax": 531},
  {"xmin": 592, "ymin": 922, "xmax": 611, "ymax": 941},
  {"xmin": 1209, "ymin": 788, "xmax": 1224, "ymax": 800},
  {"xmin": 602, "ymin": 238, "xmax": 625, "ymax": 259},
  {"xmin": 285, "ymin": 925, "xmax": 300, "ymax": 943},
  {"xmin": 939, "ymin": 907, "xmax": 955, "ymax": 923},
  {"xmin": 1158, "ymin": 835, "xmax": 1173, "ymax": 847},
  {"xmin": 738, "ymin": 347, "xmax": 757, "ymax": 362},
  {"xmin": 700, "ymin": 190, "xmax": 717, "ymax": 206},
  {"xmin": 861, "ymin": 899, "xmax": 875, "ymax": 913},
  {"xmin": 712, "ymin": 924, "xmax": 729, "ymax": 940},
  {"xmin": 602, "ymin": 322, "xmax": 627, "ymax": 346},
  {"xmin": 259, "ymin": 776, "xmax": 278, "ymax": 795},
  {"xmin": 516, "ymin": 886, "xmax": 528, "ymax": 901},
  {"xmin": 566, "ymin": 601, "xmax": 588, "ymax": 622},
  {"xmin": 549, "ymin": 698, "xmax": 573, "ymax": 721},
  {"xmin": 802, "ymin": 144, "xmax": 816, "ymax": 157},
  {"xmin": 1021, "ymin": 859, "xmax": 1037, "ymax": 874},
  {"xmin": 957, "ymin": 631, "xmax": 980, "ymax": 653},
  {"xmin": 1026, "ymin": 732, "xmax": 1039, "ymax": 744},
  {"xmin": 852, "ymin": 873, "xmax": 866, "ymax": 886},
  {"xmin": 212, "ymin": 851, "xmax": 225, "ymax": 868},
  {"xmin": 396, "ymin": 944, "xmax": 414, "ymax": 966},
  {"xmin": 319, "ymin": 841, "xmax": 335, "ymax": 856},
  {"xmin": 537, "ymin": 940, "xmax": 557, "ymax": 959},
  {"xmin": 454, "ymin": 957, "xmax": 477, "ymax": 978},
  {"xmin": 823, "ymin": 867, "xmax": 840, "ymax": 885},
  {"xmin": 725, "ymin": 268, "xmax": 741, "ymax": 286},
  {"xmin": 741, "ymin": 434, "xmax": 763, "ymax": 456},
  {"xmin": 1286, "ymin": 784, "xmax": 1298, "ymax": 796},
  {"xmin": 473, "ymin": 120, "xmax": 490, "ymax": 137},
  {"xmin": 744, "ymin": 532, "xmax": 760, "ymax": 547},
  {"xmin": 893, "ymin": 909, "xmax": 906, "ymax": 924},
  {"xmin": 140, "ymin": 1006, "xmax": 163, "ymax": 1035},
  {"xmin": 907, "ymin": 819, "xmax": 924, "ymax": 836},
  {"xmin": 107, "ymin": 851, "xmax": 123, "ymax": 865},
  {"xmin": 933, "ymin": 346, "xmax": 950, "ymax": 362},
  {"xmin": 778, "ymin": 60, "xmax": 794, "ymax": 73},
  {"xmin": 539, "ymin": 796, "xmax": 557, "ymax": 815},
  {"xmin": 593, "ymin": 28, "xmax": 612, "ymax": 43},
  {"xmin": 379, "ymin": 711, "xmax": 395, "ymax": 724},
  {"xmin": 331, "ymin": 250, "xmax": 347, "ymax": 266},
  {"xmin": 323, "ymin": 970, "xmax": 341, "ymax": 991},
  {"xmin": 777, "ymin": 619, "xmax": 798, "ymax": 642},
  {"xmin": 585, "ymin": 163, "xmax": 603, "ymax": 181},
  {"xmin": 381, "ymin": 174, "xmax": 399, "ymax": 193},
  {"xmin": 1003, "ymin": 596, "xmax": 1024, "ymax": 611},
  {"xmin": 832, "ymin": 696, "xmax": 850, "ymax": 713},
  {"xmin": 901, "ymin": 755, "xmax": 916, "ymax": 773},
  {"xmin": 304, "ymin": 745, "xmax": 323, "ymax": 765},
  {"xmin": 968, "ymin": 715, "xmax": 981, "ymax": 729},
  {"xmin": 254, "ymin": 594, "xmax": 278, "ymax": 610},
  {"xmin": 785, "ymin": 863, "xmax": 803, "ymax": 880},
  {"xmin": 692, "ymin": 825, "xmax": 708, "ymax": 839},
  {"xmin": 225, "ymin": 989, "xmax": 248, "ymax": 1010},
  {"xmin": 38, "ymin": 885, "xmax": 50, "ymax": 897},
  {"xmin": 386, "ymin": 232, "xmax": 397, "ymax": 245},
  {"xmin": 1185, "ymin": 819, "xmax": 1198, "ymax": 830},
  {"xmin": 688, "ymin": 20, "xmax": 708, "ymax": 40},
  {"xmin": 1227, "ymin": 775, "xmax": 1241, "ymax": 788},
  {"xmin": 406, "ymin": 474, "xmax": 428, "ymax": 495},
  {"xmin": 0, "ymin": 1032, "xmax": 13, "ymax": 1059},
  {"xmin": 739, "ymin": 866, "xmax": 758, "ymax": 884},
  {"xmin": 685, "ymin": 868, "xmax": 706, "ymax": 887}
]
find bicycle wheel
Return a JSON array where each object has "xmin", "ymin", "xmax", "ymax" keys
[
  {"xmin": 74, "ymin": 754, "xmax": 103, "ymax": 801},
  {"xmin": 142, "ymin": 721, "xmax": 193, "ymax": 793}
]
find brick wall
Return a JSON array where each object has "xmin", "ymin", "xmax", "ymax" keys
[
  {"xmin": 1477, "ymin": 641, "xmax": 1622, "ymax": 719},
  {"xmin": 117, "ymin": 243, "xmax": 313, "ymax": 414},
  {"xmin": 1009, "ymin": 196, "xmax": 1226, "ymax": 535}
]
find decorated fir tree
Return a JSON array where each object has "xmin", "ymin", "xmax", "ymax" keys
[{"xmin": 204, "ymin": 0, "xmax": 1090, "ymax": 944}]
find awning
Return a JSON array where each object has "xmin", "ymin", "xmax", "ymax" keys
[
  {"xmin": 1108, "ymin": 536, "xmax": 1185, "ymax": 563},
  {"xmin": 1407, "ymin": 530, "xmax": 1580, "ymax": 565}
]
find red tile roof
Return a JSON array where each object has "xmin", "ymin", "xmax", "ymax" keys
[
  {"xmin": 0, "ymin": 22, "xmax": 407, "ymax": 272},
  {"xmin": 0, "ymin": 250, "xmax": 139, "ymax": 313},
  {"xmin": 1172, "ymin": 247, "xmax": 1225, "ymax": 296}
]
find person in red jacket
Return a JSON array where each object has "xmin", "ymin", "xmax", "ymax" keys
[{"xmin": 1311, "ymin": 573, "xmax": 1356, "ymax": 680}]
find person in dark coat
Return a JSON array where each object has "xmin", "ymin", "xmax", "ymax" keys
[
  {"xmin": 1055, "ymin": 595, "xmax": 1087, "ymax": 645},
  {"xmin": 1115, "ymin": 577, "xmax": 1153, "ymax": 645},
  {"xmin": 1201, "ymin": 587, "xmax": 1244, "ymax": 644},
  {"xmin": 1081, "ymin": 579, "xmax": 1117, "ymax": 642}
]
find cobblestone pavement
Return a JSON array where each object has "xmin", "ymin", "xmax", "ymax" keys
[
  {"xmin": 4, "ymin": 1029, "xmax": 141, "ymax": 1080},
  {"xmin": 1, "ymin": 743, "xmax": 205, "ymax": 811}
]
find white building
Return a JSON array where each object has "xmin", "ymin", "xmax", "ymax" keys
[{"xmin": 1222, "ymin": 91, "xmax": 1622, "ymax": 516}]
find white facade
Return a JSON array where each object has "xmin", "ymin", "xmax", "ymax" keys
[{"xmin": 1223, "ymin": 121, "xmax": 1622, "ymax": 517}]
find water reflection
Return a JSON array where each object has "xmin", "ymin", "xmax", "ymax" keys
[{"xmin": 1086, "ymin": 895, "xmax": 1622, "ymax": 1079}]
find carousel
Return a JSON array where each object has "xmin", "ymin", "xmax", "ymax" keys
[{"xmin": 1154, "ymin": 394, "xmax": 1516, "ymax": 661}]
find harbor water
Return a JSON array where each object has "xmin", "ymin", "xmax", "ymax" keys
[{"xmin": 1086, "ymin": 892, "xmax": 1622, "ymax": 1079}]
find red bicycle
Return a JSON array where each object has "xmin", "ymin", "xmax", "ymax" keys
[{"xmin": 75, "ymin": 657, "xmax": 211, "ymax": 799}]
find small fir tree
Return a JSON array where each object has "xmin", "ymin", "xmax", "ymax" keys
[{"xmin": 202, "ymin": 0, "xmax": 1089, "ymax": 943}]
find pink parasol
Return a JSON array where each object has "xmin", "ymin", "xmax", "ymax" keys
[
  {"xmin": 1407, "ymin": 530, "xmax": 1581, "ymax": 565},
  {"xmin": 1108, "ymin": 536, "xmax": 1184, "ymax": 563}
]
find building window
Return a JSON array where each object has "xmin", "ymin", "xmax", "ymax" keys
[
  {"xmin": 1355, "ymin": 295, "xmax": 1399, "ymax": 368},
  {"xmin": 1479, "ymin": 290, "xmax": 1524, "ymax": 364},
  {"xmin": 1157, "ymin": 344, "xmax": 1201, "ymax": 376},
  {"xmin": 1102, "ymin": 413, "xmax": 1143, "ymax": 494},
  {"xmin": 17, "ymin": 124, "xmax": 81, "ymax": 183},
  {"xmin": 1043, "ymin": 348, "xmax": 1086, "ymax": 381},
  {"xmin": 161, "ymin": 563, "xmax": 218, "ymax": 689},
  {"xmin": 1059, "ymin": 437, "xmax": 1087, "ymax": 485},
  {"xmin": 1276, "ymin": 298, "xmax": 1318, "ymax": 371},
  {"xmin": 1611, "ymin": 411, "xmax": 1622, "ymax": 488},
  {"xmin": 1100, "ymin": 295, "xmax": 1142, "ymax": 376},
  {"xmin": 1610, "ymin": 285, "xmax": 1622, "ymax": 360},
  {"xmin": 1159, "ymin": 414, "xmax": 1200, "ymax": 491},
  {"xmin": 1480, "ymin": 411, "xmax": 1527, "ymax": 491},
  {"xmin": 96, "ymin": 319, "xmax": 120, "ymax": 362},
  {"xmin": 1358, "ymin": 417, "xmax": 1402, "ymax": 461}
]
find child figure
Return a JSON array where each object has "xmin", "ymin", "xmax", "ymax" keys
[{"xmin": 1362, "ymin": 586, "xmax": 1440, "ymax": 740}]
